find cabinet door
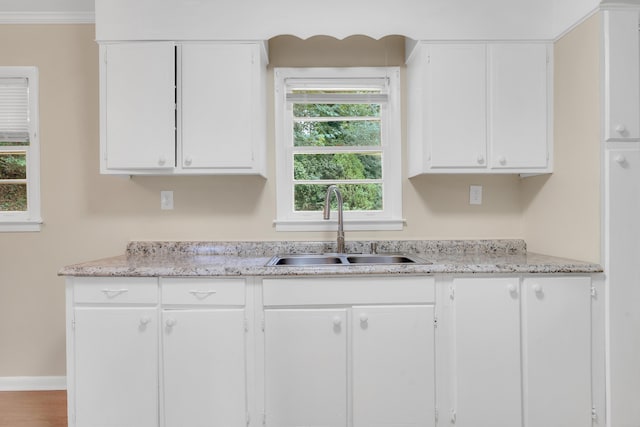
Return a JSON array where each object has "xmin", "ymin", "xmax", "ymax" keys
[
  {"xmin": 489, "ymin": 44, "xmax": 549, "ymax": 169},
  {"xmin": 522, "ymin": 277, "xmax": 592, "ymax": 427},
  {"xmin": 180, "ymin": 43, "xmax": 256, "ymax": 170},
  {"xmin": 451, "ymin": 277, "xmax": 522, "ymax": 427},
  {"xmin": 352, "ymin": 305, "xmax": 435, "ymax": 427},
  {"xmin": 604, "ymin": 10, "xmax": 640, "ymax": 141},
  {"xmin": 264, "ymin": 309, "xmax": 348, "ymax": 427},
  {"xmin": 426, "ymin": 44, "xmax": 487, "ymax": 168},
  {"xmin": 74, "ymin": 307, "xmax": 158, "ymax": 427},
  {"xmin": 607, "ymin": 148, "xmax": 640, "ymax": 426},
  {"xmin": 102, "ymin": 42, "xmax": 176, "ymax": 170},
  {"xmin": 162, "ymin": 309, "xmax": 246, "ymax": 427}
]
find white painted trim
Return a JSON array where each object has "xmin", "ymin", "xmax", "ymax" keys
[
  {"xmin": 273, "ymin": 218, "xmax": 405, "ymax": 232},
  {"xmin": 0, "ymin": 12, "xmax": 95, "ymax": 24},
  {"xmin": 0, "ymin": 220, "xmax": 42, "ymax": 232},
  {"xmin": 0, "ymin": 376, "xmax": 67, "ymax": 391}
]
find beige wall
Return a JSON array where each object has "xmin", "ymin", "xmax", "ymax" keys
[
  {"xmin": 0, "ymin": 22, "xmax": 598, "ymax": 377},
  {"xmin": 522, "ymin": 14, "xmax": 601, "ymax": 263}
]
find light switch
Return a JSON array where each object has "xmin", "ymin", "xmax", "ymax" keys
[
  {"xmin": 161, "ymin": 191, "xmax": 174, "ymax": 210},
  {"xmin": 469, "ymin": 185, "xmax": 482, "ymax": 205}
]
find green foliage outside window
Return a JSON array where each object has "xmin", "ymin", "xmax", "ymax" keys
[
  {"xmin": 292, "ymin": 102, "xmax": 383, "ymax": 212},
  {"xmin": 0, "ymin": 152, "xmax": 27, "ymax": 211}
]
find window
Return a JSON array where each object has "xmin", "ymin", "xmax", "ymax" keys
[
  {"xmin": 274, "ymin": 67, "xmax": 402, "ymax": 231},
  {"xmin": 0, "ymin": 67, "xmax": 41, "ymax": 232}
]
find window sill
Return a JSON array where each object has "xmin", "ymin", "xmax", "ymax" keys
[
  {"xmin": 274, "ymin": 218, "xmax": 405, "ymax": 232},
  {"xmin": 0, "ymin": 219, "xmax": 42, "ymax": 232}
]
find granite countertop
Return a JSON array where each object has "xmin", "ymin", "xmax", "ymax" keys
[{"xmin": 58, "ymin": 240, "xmax": 603, "ymax": 277}]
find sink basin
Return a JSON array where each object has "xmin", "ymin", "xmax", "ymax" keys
[
  {"xmin": 266, "ymin": 253, "xmax": 429, "ymax": 266},
  {"xmin": 268, "ymin": 255, "xmax": 346, "ymax": 266},
  {"xmin": 346, "ymin": 255, "xmax": 419, "ymax": 264}
]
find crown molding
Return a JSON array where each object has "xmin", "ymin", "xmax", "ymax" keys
[{"xmin": 0, "ymin": 11, "xmax": 94, "ymax": 24}]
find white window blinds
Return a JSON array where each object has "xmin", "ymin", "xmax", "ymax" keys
[{"xmin": 0, "ymin": 77, "xmax": 30, "ymax": 145}]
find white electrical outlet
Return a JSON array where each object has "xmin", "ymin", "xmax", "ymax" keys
[
  {"xmin": 161, "ymin": 191, "xmax": 174, "ymax": 210},
  {"xmin": 469, "ymin": 185, "xmax": 482, "ymax": 205}
]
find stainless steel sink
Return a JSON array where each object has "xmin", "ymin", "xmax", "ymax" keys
[
  {"xmin": 268, "ymin": 255, "xmax": 346, "ymax": 266},
  {"xmin": 346, "ymin": 255, "xmax": 420, "ymax": 264},
  {"xmin": 266, "ymin": 253, "xmax": 429, "ymax": 266}
]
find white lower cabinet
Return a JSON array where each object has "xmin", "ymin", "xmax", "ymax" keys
[
  {"xmin": 69, "ymin": 278, "xmax": 160, "ymax": 427},
  {"xmin": 262, "ymin": 277, "xmax": 436, "ymax": 427},
  {"xmin": 450, "ymin": 277, "xmax": 522, "ymax": 427},
  {"xmin": 522, "ymin": 276, "xmax": 593, "ymax": 427},
  {"xmin": 264, "ymin": 308, "xmax": 349, "ymax": 427},
  {"xmin": 65, "ymin": 274, "xmax": 600, "ymax": 427},
  {"xmin": 161, "ymin": 309, "xmax": 247, "ymax": 427},
  {"xmin": 160, "ymin": 278, "xmax": 248, "ymax": 427},
  {"xmin": 442, "ymin": 276, "xmax": 595, "ymax": 427},
  {"xmin": 351, "ymin": 305, "xmax": 435, "ymax": 427}
]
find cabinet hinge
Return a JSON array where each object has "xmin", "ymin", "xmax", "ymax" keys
[
  {"xmin": 261, "ymin": 318, "xmax": 265, "ymax": 332},
  {"xmin": 71, "ymin": 318, "xmax": 75, "ymax": 330},
  {"xmin": 427, "ymin": 54, "xmax": 431, "ymax": 64},
  {"xmin": 435, "ymin": 407, "xmax": 439, "ymax": 422},
  {"xmin": 246, "ymin": 411, "xmax": 250, "ymax": 426},
  {"xmin": 244, "ymin": 318, "xmax": 249, "ymax": 332},
  {"xmin": 449, "ymin": 286, "xmax": 455, "ymax": 300},
  {"xmin": 450, "ymin": 409, "xmax": 457, "ymax": 424},
  {"xmin": 434, "ymin": 316, "xmax": 438, "ymax": 328},
  {"xmin": 262, "ymin": 412, "xmax": 266, "ymax": 426},
  {"xmin": 592, "ymin": 406, "xmax": 598, "ymax": 420},
  {"xmin": 591, "ymin": 287, "xmax": 597, "ymax": 298}
]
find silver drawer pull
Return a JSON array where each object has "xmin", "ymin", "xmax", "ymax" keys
[
  {"xmin": 189, "ymin": 290, "xmax": 217, "ymax": 299},
  {"xmin": 101, "ymin": 288, "xmax": 129, "ymax": 298}
]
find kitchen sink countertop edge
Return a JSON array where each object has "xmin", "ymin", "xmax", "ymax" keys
[{"xmin": 58, "ymin": 240, "xmax": 603, "ymax": 277}]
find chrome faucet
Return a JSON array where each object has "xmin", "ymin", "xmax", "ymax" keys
[{"xmin": 323, "ymin": 185, "xmax": 345, "ymax": 254}]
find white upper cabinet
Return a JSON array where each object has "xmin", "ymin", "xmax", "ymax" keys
[
  {"xmin": 489, "ymin": 44, "xmax": 550, "ymax": 169},
  {"xmin": 406, "ymin": 42, "xmax": 552, "ymax": 175},
  {"xmin": 100, "ymin": 41, "xmax": 267, "ymax": 176},
  {"xmin": 101, "ymin": 42, "xmax": 176, "ymax": 171},
  {"xmin": 179, "ymin": 43, "xmax": 266, "ymax": 173},
  {"xmin": 603, "ymin": 9, "xmax": 640, "ymax": 141},
  {"xmin": 423, "ymin": 44, "xmax": 488, "ymax": 169}
]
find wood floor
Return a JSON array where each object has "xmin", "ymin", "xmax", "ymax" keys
[{"xmin": 0, "ymin": 391, "xmax": 67, "ymax": 427}]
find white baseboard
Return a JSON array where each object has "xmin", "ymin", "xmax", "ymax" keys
[{"xmin": 0, "ymin": 376, "xmax": 66, "ymax": 391}]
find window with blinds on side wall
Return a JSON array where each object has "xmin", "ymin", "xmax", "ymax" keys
[{"xmin": 0, "ymin": 67, "xmax": 41, "ymax": 232}]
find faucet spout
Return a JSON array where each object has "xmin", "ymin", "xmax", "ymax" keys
[{"xmin": 323, "ymin": 185, "xmax": 345, "ymax": 254}]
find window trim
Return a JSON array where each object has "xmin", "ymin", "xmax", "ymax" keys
[
  {"xmin": 274, "ymin": 67, "xmax": 403, "ymax": 231},
  {"xmin": 0, "ymin": 67, "xmax": 41, "ymax": 232}
]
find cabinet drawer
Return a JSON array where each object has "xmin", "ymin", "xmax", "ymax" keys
[
  {"xmin": 161, "ymin": 278, "xmax": 245, "ymax": 306},
  {"xmin": 73, "ymin": 277, "xmax": 158, "ymax": 304},
  {"xmin": 263, "ymin": 277, "xmax": 435, "ymax": 306}
]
